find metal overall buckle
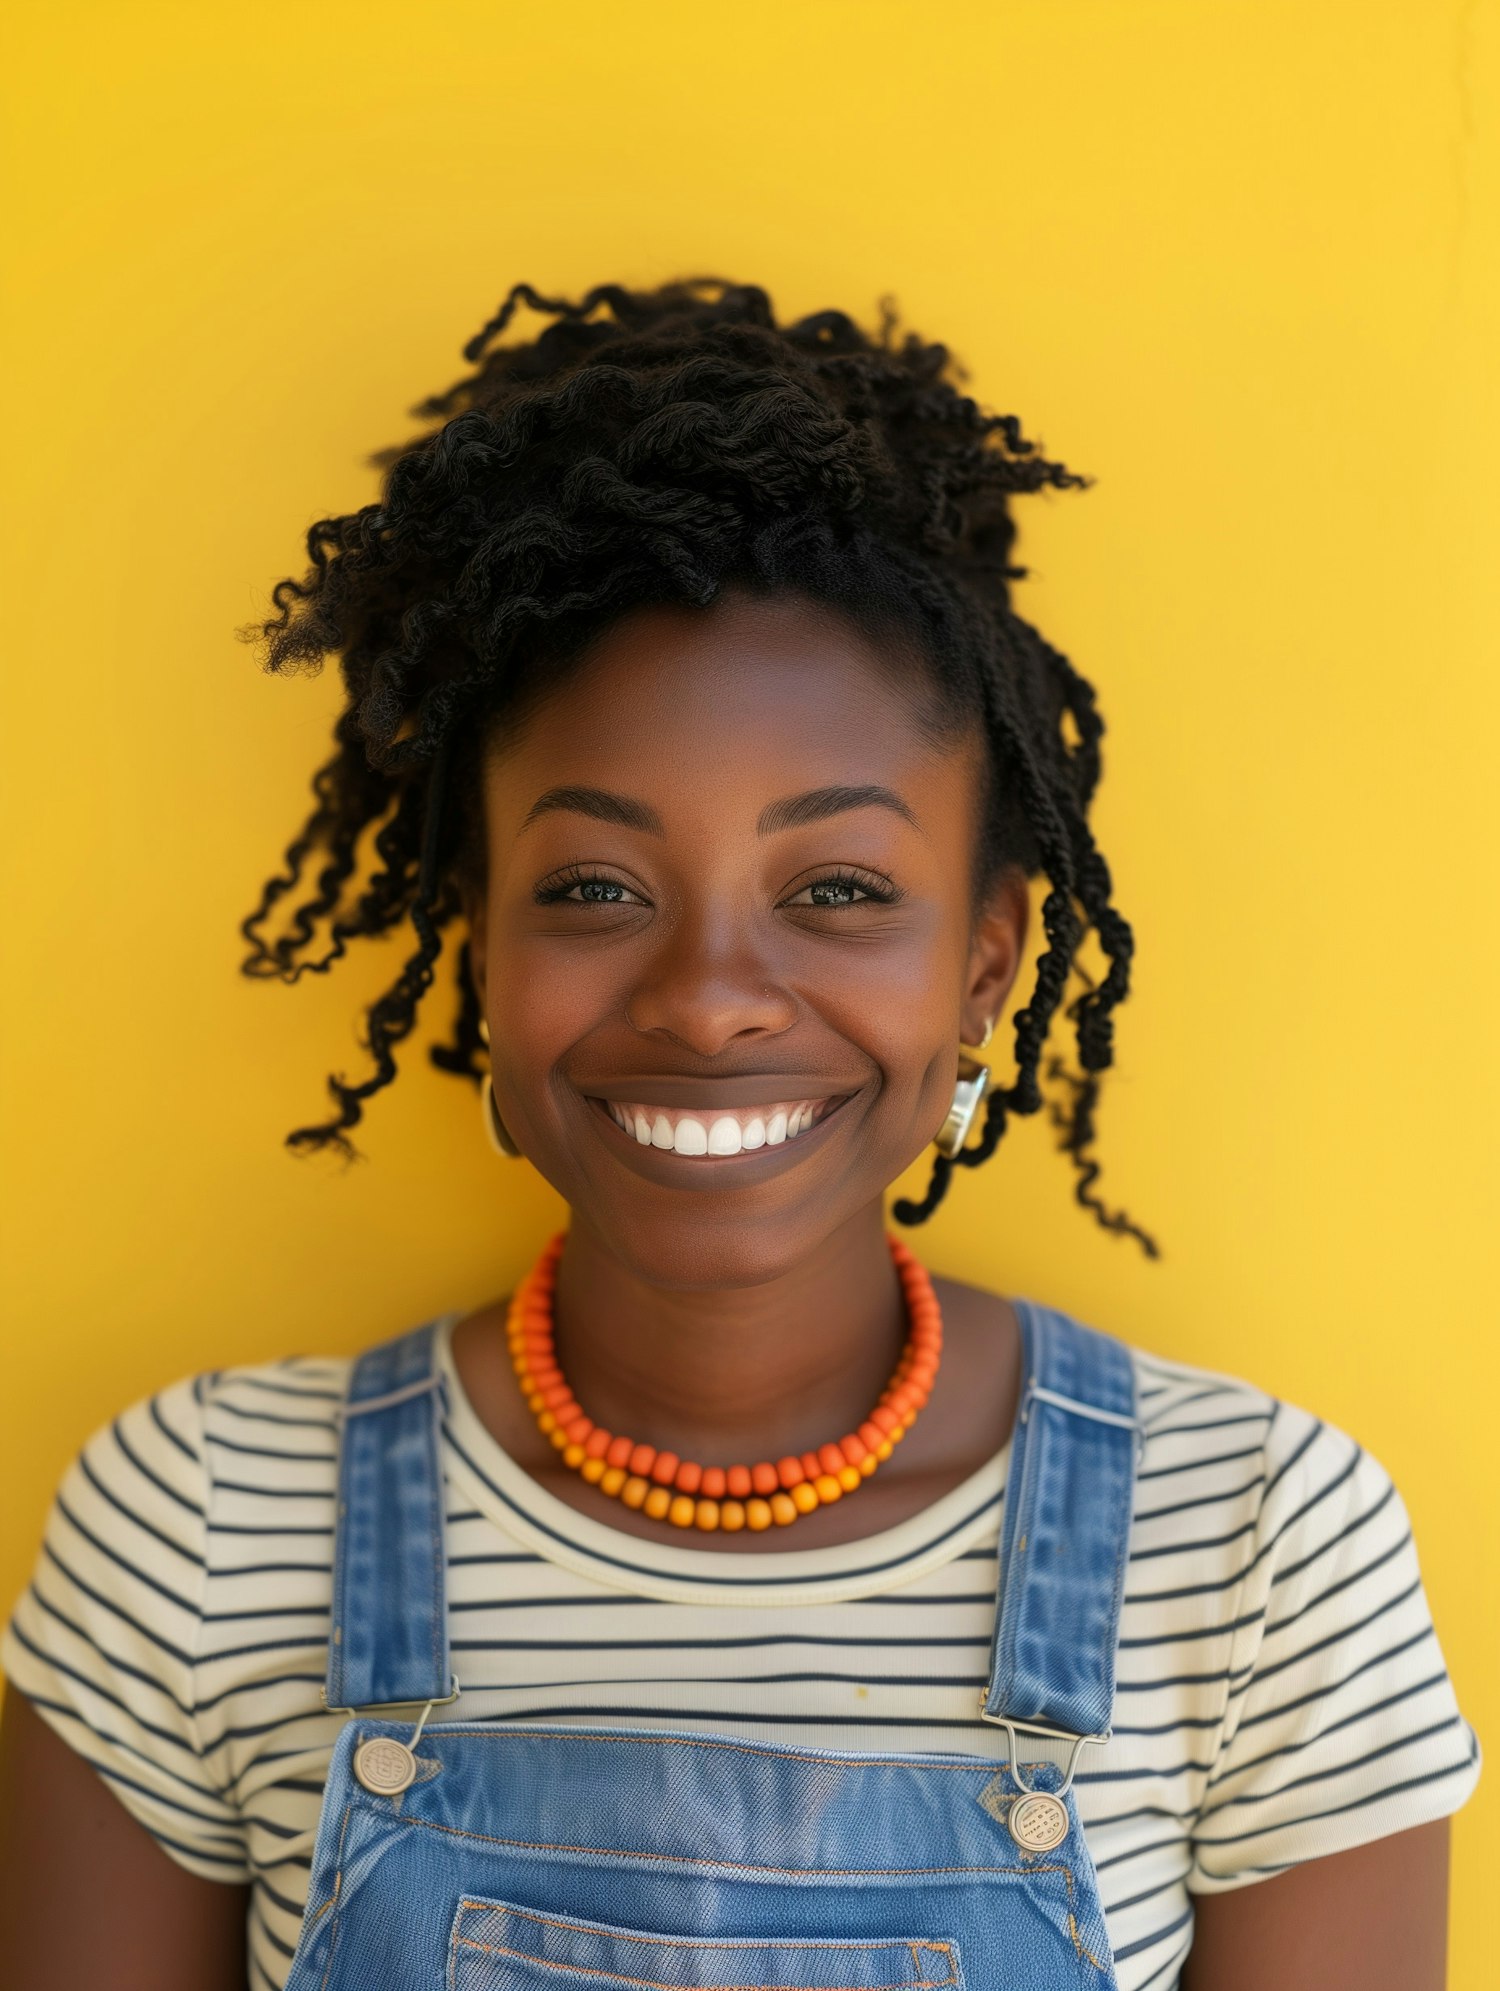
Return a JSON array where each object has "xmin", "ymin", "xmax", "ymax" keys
[
  {"xmin": 977, "ymin": 1709, "xmax": 1110, "ymax": 1853},
  {"xmin": 320, "ymin": 1679, "xmax": 463, "ymax": 1796}
]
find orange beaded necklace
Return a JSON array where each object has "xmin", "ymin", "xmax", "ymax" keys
[{"xmin": 508, "ymin": 1231, "xmax": 943, "ymax": 1533}]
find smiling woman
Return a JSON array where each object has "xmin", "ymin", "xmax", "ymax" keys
[{"xmin": 0, "ymin": 279, "xmax": 1476, "ymax": 1991}]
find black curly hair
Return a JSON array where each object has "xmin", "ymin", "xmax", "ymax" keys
[{"xmin": 241, "ymin": 277, "xmax": 1156, "ymax": 1254}]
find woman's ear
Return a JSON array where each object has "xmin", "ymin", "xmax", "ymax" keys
[
  {"xmin": 961, "ymin": 866, "xmax": 1030, "ymax": 1047},
  {"xmin": 461, "ymin": 882, "xmax": 489, "ymax": 1017}
]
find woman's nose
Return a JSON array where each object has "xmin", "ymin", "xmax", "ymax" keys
[{"xmin": 624, "ymin": 913, "xmax": 798, "ymax": 1056}]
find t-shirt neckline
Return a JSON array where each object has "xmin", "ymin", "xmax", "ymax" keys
[{"xmin": 433, "ymin": 1313, "xmax": 1013, "ymax": 1607}]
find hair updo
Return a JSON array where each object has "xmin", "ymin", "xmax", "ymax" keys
[{"xmin": 242, "ymin": 278, "xmax": 1155, "ymax": 1252}]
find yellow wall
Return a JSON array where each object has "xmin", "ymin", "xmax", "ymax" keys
[{"xmin": 3, "ymin": 0, "xmax": 1495, "ymax": 1977}]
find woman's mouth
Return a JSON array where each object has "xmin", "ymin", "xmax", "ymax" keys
[{"xmin": 593, "ymin": 1096, "xmax": 841, "ymax": 1157}]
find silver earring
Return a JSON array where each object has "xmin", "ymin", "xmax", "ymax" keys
[{"xmin": 935, "ymin": 1050, "xmax": 991, "ymax": 1159}]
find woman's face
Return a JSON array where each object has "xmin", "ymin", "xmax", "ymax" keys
[{"xmin": 467, "ymin": 591, "xmax": 1027, "ymax": 1289}]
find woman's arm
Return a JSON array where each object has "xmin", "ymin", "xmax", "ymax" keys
[
  {"xmin": 1182, "ymin": 1819, "xmax": 1449, "ymax": 1990},
  {"xmin": 0, "ymin": 1690, "xmax": 250, "ymax": 1991}
]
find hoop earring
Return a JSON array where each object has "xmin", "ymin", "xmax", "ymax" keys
[
  {"xmin": 935, "ymin": 1051, "xmax": 991, "ymax": 1159},
  {"xmin": 474, "ymin": 1017, "xmax": 521, "ymax": 1158}
]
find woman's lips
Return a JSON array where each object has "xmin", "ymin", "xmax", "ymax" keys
[{"xmin": 590, "ymin": 1096, "xmax": 842, "ymax": 1157}]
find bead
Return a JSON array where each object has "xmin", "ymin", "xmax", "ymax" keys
[{"xmin": 512, "ymin": 1229, "xmax": 941, "ymax": 1535}]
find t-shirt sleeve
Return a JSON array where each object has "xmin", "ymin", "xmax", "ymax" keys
[
  {"xmin": 1190, "ymin": 1405, "xmax": 1480, "ymax": 1890},
  {"xmin": 1, "ymin": 1376, "xmax": 250, "ymax": 1881}
]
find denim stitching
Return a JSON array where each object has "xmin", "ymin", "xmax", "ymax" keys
[
  {"xmin": 401, "ymin": 1807, "xmax": 1075, "ymax": 1896},
  {"xmin": 452, "ymin": 1938, "xmax": 959, "ymax": 1991}
]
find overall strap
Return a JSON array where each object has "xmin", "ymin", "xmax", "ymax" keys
[
  {"xmin": 983, "ymin": 1303, "xmax": 1139, "ymax": 1740},
  {"xmin": 323, "ymin": 1321, "xmax": 455, "ymax": 1713}
]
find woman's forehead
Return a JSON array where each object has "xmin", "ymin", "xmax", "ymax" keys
[{"xmin": 489, "ymin": 594, "xmax": 967, "ymax": 802}]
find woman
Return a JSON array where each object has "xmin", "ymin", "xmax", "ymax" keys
[{"xmin": 0, "ymin": 280, "xmax": 1477, "ymax": 1990}]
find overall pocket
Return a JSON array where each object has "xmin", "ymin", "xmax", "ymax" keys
[{"xmin": 448, "ymin": 1897, "xmax": 965, "ymax": 1991}]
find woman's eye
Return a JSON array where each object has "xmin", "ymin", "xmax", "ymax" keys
[
  {"xmin": 784, "ymin": 872, "xmax": 896, "ymax": 909},
  {"xmin": 534, "ymin": 871, "xmax": 646, "ymax": 906}
]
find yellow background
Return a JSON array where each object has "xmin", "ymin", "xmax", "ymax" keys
[{"xmin": 2, "ymin": 0, "xmax": 1495, "ymax": 1978}]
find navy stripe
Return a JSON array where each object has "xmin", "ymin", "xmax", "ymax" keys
[
  {"xmin": 1194, "ymin": 1753, "xmax": 1476, "ymax": 1849},
  {"xmin": 1268, "ymin": 1483, "xmax": 1396, "ymax": 1589},
  {"xmin": 111, "ymin": 1419, "xmax": 205, "ymax": 1518},
  {"xmin": 1112, "ymin": 1905, "xmax": 1193, "ymax": 1965},
  {"xmin": 445, "ymin": 1425, "xmax": 1004, "ymax": 1589},
  {"xmin": 149, "ymin": 1394, "xmax": 201, "ymax": 1467},
  {"xmin": 77, "ymin": 1453, "xmax": 202, "ymax": 1567},
  {"xmin": 213, "ymin": 1399, "xmax": 340, "ymax": 1431},
  {"xmin": 1205, "ymin": 1671, "xmax": 1450, "ymax": 1789},
  {"xmin": 1204, "ymin": 1715, "xmax": 1461, "ymax": 1815},
  {"xmin": 38, "ymin": 1542, "xmax": 193, "ymax": 1664}
]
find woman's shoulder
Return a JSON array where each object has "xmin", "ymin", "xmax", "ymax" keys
[{"xmin": 38, "ymin": 1350, "xmax": 359, "ymax": 1533}]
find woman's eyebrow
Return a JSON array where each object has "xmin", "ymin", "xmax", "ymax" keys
[
  {"xmin": 519, "ymin": 786, "xmax": 665, "ymax": 834},
  {"xmin": 757, "ymin": 784, "xmax": 919, "ymax": 835}
]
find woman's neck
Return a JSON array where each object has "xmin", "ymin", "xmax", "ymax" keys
[{"xmin": 549, "ymin": 1204, "xmax": 906, "ymax": 1464}]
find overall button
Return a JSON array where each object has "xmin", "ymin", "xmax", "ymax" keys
[
  {"xmin": 353, "ymin": 1736, "xmax": 417, "ymax": 1796},
  {"xmin": 1008, "ymin": 1790, "xmax": 1070, "ymax": 1853}
]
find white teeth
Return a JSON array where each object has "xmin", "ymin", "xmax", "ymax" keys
[
  {"xmin": 673, "ymin": 1117, "xmax": 709, "ymax": 1156},
  {"xmin": 707, "ymin": 1116, "xmax": 742, "ymax": 1156},
  {"xmin": 604, "ymin": 1097, "xmax": 832, "ymax": 1155}
]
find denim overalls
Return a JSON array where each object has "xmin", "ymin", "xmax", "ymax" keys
[{"xmin": 283, "ymin": 1300, "xmax": 1138, "ymax": 1991}]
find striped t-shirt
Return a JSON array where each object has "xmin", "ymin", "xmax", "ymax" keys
[{"xmin": 1, "ymin": 1317, "xmax": 1478, "ymax": 1991}]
